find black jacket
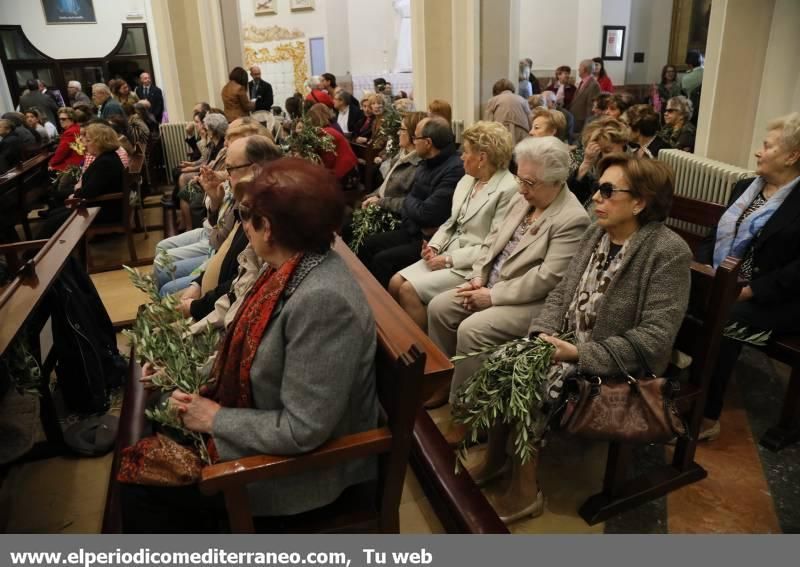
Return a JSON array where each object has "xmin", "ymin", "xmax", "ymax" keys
[
  {"xmin": 78, "ymin": 151, "xmax": 125, "ymax": 223},
  {"xmin": 337, "ymin": 103, "xmax": 365, "ymax": 136},
  {"xmin": 0, "ymin": 129, "xmax": 22, "ymax": 174},
  {"xmin": 189, "ymin": 226, "xmax": 249, "ymax": 321},
  {"xmin": 697, "ymin": 176, "xmax": 800, "ymax": 332},
  {"xmin": 248, "ymin": 79, "xmax": 274, "ymax": 112},
  {"xmin": 135, "ymin": 84, "xmax": 164, "ymax": 123},
  {"xmin": 19, "ymin": 90, "xmax": 60, "ymax": 124},
  {"xmin": 401, "ymin": 145, "xmax": 465, "ymax": 237}
]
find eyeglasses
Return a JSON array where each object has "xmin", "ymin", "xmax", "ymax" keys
[
  {"xmin": 513, "ymin": 174, "xmax": 541, "ymax": 190},
  {"xmin": 225, "ymin": 162, "xmax": 252, "ymax": 175},
  {"xmin": 593, "ymin": 181, "xmax": 633, "ymax": 199},
  {"xmin": 664, "ymin": 108, "xmax": 678, "ymax": 114},
  {"xmin": 58, "ymin": 117, "xmax": 69, "ymax": 122}
]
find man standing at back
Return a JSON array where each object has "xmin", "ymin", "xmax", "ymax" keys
[
  {"xmin": 568, "ymin": 59, "xmax": 601, "ymax": 133},
  {"xmin": 92, "ymin": 83, "xmax": 124, "ymax": 120},
  {"xmin": 358, "ymin": 116, "xmax": 465, "ymax": 287},
  {"xmin": 135, "ymin": 72, "xmax": 164, "ymax": 123},
  {"xmin": 19, "ymin": 79, "xmax": 59, "ymax": 125},
  {"xmin": 248, "ymin": 66, "xmax": 273, "ymax": 112}
]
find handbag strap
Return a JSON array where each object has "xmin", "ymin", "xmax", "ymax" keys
[
  {"xmin": 623, "ymin": 335, "xmax": 655, "ymax": 377},
  {"xmin": 598, "ymin": 342, "xmax": 637, "ymax": 384}
]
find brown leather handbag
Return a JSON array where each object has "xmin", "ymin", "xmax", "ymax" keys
[{"xmin": 559, "ymin": 338, "xmax": 687, "ymax": 444}]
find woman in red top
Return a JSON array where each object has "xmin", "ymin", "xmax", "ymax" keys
[
  {"xmin": 307, "ymin": 103, "xmax": 358, "ymax": 182},
  {"xmin": 49, "ymin": 107, "xmax": 83, "ymax": 172},
  {"xmin": 592, "ymin": 57, "xmax": 614, "ymax": 92}
]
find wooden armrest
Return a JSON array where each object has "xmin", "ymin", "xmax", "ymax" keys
[
  {"xmin": 0, "ymin": 239, "xmax": 50, "ymax": 254},
  {"xmin": 199, "ymin": 427, "xmax": 392, "ymax": 495},
  {"xmin": 85, "ymin": 192, "xmax": 124, "ymax": 204}
]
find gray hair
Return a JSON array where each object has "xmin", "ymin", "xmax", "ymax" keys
[
  {"xmin": 203, "ymin": 113, "xmax": 229, "ymax": 138},
  {"xmin": 579, "ymin": 59, "xmax": 594, "ymax": 74},
  {"xmin": 513, "ymin": 136, "xmax": 571, "ymax": 184},
  {"xmin": 767, "ymin": 112, "xmax": 800, "ymax": 154},
  {"xmin": 541, "ymin": 91, "xmax": 557, "ymax": 106},
  {"xmin": 92, "ymin": 83, "xmax": 111, "ymax": 95},
  {"xmin": 307, "ymin": 75, "xmax": 322, "ymax": 89},
  {"xmin": 68, "ymin": 80, "xmax": 82, "ymax": 90},
  {"xmin": 667, "ymin": 96, "xmax": 693, "ymax": 122}
]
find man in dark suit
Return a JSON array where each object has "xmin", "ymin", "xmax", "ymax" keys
[
  {"xmin": 568, "ymin": 59, "xmax": 601, "ymax": 133},
  {"xmin": 248, "ymin": 66, "xmax": 273, "ymax": 112},
  {"xmin": 135, "ymin": 72, "xmax": 164, "ymax": 123},
  {"xmin": 19, "ymin": 79, "xmax": 59, "ymax": 125},
  {"xmin": 332, "ymin": 91, "xmax": 364, "ymax": 138}
]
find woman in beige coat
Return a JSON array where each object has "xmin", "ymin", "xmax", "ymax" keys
[
  {"xmin": 389, "ymin": 121, "xmax": 518, "ymax": 330},
  {"xmin": 426, "ymin": 136, "xmax": 590, "ymax": 410}
]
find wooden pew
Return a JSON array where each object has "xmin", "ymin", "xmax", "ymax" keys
[
  {"xmin": 333, "ymin": 240, "xmax": 508, "ymax": 534},
  {"xmin": 670, "ymin": 195, "xmax": 800, "ymax": 452},
  {"xmin": 0, "ymin": 208, "xmax": 100, "ymax": 458},
  {"xmin": 0, "ymin": 150, "xmax": 54, "ymax": 240},
  {"xmin": 350, "ymin": 142, "xmax": 381, "ymax": 195},
  {"xmin": 579, "ymin": 257, "xmax": 741, "ymax": 523},
  {"xmin": 103, "ymin": 237, "xmax": 452, "ymax": 533}
]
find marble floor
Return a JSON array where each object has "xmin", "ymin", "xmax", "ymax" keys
[{"xmin": 2, "ymin": 202, "xmax": 798, "ymax": 533}]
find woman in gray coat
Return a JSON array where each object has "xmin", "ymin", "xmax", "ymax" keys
[
  {"xmin": 469, "ymin": 154, "xmax": 692, "ymax": 525},
  {"xmin": 124, "ymin": 158, "xmax": 379, "ymax": 532}
]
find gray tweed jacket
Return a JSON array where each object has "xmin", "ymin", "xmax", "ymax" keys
[
  {"xmin": 530, "ymin": 222, "xmax": 692, "ymax": 376},
  {"xmin": 212, "ymin": 250, "xmax": 379, "ymax": 517}
]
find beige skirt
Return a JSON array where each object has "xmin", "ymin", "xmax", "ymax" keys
[{"xmin": 397, "ymin": 259, "xmax": 466, "ymax": 303}]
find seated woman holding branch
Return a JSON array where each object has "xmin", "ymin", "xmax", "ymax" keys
[{"xmin": 122, "ymin": 157, "xmax": 379, "ymax": 532}]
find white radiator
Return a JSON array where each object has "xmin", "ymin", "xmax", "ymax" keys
[
  {"xmin": 160, "ymin": 122, "xmax": 190, "ymax": 183},
  {"xmin": 660, "ymin": 149, "xmax": 753, "ymax": 235}
]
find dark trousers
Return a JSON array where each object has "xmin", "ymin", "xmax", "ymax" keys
[
  {"xmin": 357, "ymin": 229, "xmax": 421, "ymax": 288},
  {"xmin": 121, "ymin": 483, "xmax": 228, "ymax": 533},
  {"xmin": 704, "ymin": 300, "xmax": 800, "ymax": 420}
]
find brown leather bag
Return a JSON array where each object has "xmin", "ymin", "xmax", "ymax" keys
[{"xmin": 559, "ymin": 339, "xmax": 687, "ymax": 444}]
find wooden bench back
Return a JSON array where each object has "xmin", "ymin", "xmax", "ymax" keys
[{"xmin": 668, "ymin": 195, "xmax": 726, "ymax": 254}]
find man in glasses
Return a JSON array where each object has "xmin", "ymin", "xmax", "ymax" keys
[{"xmin": 358, "ymin": 116, "xmax": 465, "ymax": 287}]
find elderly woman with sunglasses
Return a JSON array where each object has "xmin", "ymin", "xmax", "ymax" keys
[
  {"xmin": 659, "ymin": 96, "xmax": 696, "ymax": 153},
  {"xmin": 426, "ymin": 136, "xmax": 590, "ymax": 413},
  {"xmin": 467, "ymin": 154, "xmax": 691, "ymax": 524}
]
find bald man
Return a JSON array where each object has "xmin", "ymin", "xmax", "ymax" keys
[{"xmin": 248, "ymin": 66, "xmax": 274, "ymax": 112}]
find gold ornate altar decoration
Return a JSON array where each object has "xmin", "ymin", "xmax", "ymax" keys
[
  {"xmin": 243, "ymin": 25, "xmax": 308, "ymax": 94},
  {"xmin": 243, "ymin": 24, "xmax": 304, "ymax": 42},
  {"xmin": 244, "ymin": 42, "xmax": 309, "ymax": 95}
]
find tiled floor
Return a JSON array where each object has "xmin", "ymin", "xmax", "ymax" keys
[{"xmin": 3, "ymin": 202, "xmax": 799, "ymax": 533}]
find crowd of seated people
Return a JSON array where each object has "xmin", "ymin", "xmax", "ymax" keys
[{"xmin": 16, "ymin": 50, "xmax": 792, "ymax": 534}]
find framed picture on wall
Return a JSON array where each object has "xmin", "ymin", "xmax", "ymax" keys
[
  {"xmin": 290, "ymin": 0, "xmax": 315, "ymax": 12},
  {"xmin": 601, "ymin": 25, "xmax": 626, "ymax": 61},
  {"xmin": 42, "ymin": 0, "xmax": 96, "ymax": 24},
  {"xmin": 255, "ymin": 0, "xmax": 277, "ymax": 15}
]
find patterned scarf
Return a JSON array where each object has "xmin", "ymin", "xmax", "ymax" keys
[
  {"xmin": 565, "ymin": 232, "xmax": 631, "ymax": 344},
  {"xmin": 205, "ymin": 252, "xmax": 303, "ymax": 409},
  {"xmin": 712, "ymin": 175, "xmax": 800, "ymax": 268}
]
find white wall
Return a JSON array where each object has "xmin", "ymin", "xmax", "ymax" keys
[
  {"xmin": 0, "ymin": 0, "xmax": 164, "ymax": 112},
  {"xmin": 237, "ymin": 0, "xmax": 398, "ymax": 76},
  {"xmin": 600, "ymin": 0, "xmax": 631, "ymax": 86},
  {"xmin": 625, "ymin": 0, "xmax": 673, "ymax": 85},
  {"xmin": 518, "ymin": 0, "xmax": 579, "ymax": 71},
  {"xmin": 346, "ymin": 0, "xmax": 398, "ymax": 75},
  {"xmin": 517, "ymin": 0, "xmax": 672, "ymax": 86},
  {"xmin": 0, "ymin": 0, "xmax": 149, "ymax": 60}
]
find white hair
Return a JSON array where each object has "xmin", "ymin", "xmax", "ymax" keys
[
  {"xmin": 68, "ymin": 80, "xmax": 82, "ymax": 90},
  {"xmin": 514, "ymin": 136, "xmax": 571, "ymax": 184},
  {"xmin": 92, "ymin": 83, "xmax": 111, "ymax": 95},
  {"xmin": 307, "ymin": 75, "xmax": 322, "ymax": 89},
  {"xmin": 203, "ymin": 113, "xmax": 229, "ymax": 138},
  {"xmin": 541, "ymin": 91, "xmax": 557, "ymax": 106},
  {"xmin": 579, "ymin": 59, "xmax": 594, "ymax": 73},
  {"xmin": 768, "ymin": 112, "xmax": 800, "ymax": 154}
]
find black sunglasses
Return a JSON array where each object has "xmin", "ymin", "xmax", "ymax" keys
[{"xmin": 593, "ymin": 181, "xmax": 632, "ymax": 199}]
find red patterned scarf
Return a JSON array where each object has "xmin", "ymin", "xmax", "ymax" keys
[{"xmin": 205, "ymin": 252, "xmax": 303, "ymax": 409}]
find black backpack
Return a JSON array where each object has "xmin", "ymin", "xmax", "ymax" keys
[{"xmin": 46, "ymin": 257, "xmax": 126, "ymax": 414}]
